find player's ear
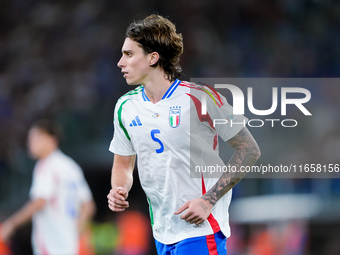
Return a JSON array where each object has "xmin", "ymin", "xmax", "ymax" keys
[{"xmin": 149, "ymin": 52, "xmax": 159, "ymax": 67}]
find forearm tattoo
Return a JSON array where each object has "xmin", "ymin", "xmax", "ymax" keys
[{"xmin": 202, "ymin": 128, "xmax": 260, "ymax": 206}]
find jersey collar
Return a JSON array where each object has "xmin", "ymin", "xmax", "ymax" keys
[{"xmin": 142, "ymin": 79, "xmax": 180, "ymax": 102}]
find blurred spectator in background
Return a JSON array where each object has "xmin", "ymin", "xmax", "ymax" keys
[
  {"xmin": 0, "ymin": 119, "xmax": 96, "ymax": 255},
  {"xmin": 90, "ymin": 219, "xmax": 119, "ymax": 255},
  {"xmin": 248, "ymin": 221, "xmax": 308, "ymax": 255},
  {"xmin": 115, "ymin": 210, "xmax": 151, "ymax": 255}
]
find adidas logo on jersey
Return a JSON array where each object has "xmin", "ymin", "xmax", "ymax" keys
[{"xmin": 129, "ymin": 116, "xmax": 142, "ymax": 127}]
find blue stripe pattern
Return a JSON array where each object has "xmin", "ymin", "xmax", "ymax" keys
[
  {"xmin": 142, "ymin": 87, "xmax": 150, "ymax": 101},
  {"xmin": 136, "ymin": 116, "xmax": 142, "ymax": 126},
  {"xmin": 162, "ymin": 79, "xmax": 180, "ymax": 99},
  {"xmin": 141, "ymin": 79, "xmax": 180, "ymax": 101}
]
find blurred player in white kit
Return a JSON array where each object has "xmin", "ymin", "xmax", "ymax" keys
[{"xmin": 0, "ymin": 119, "xmax": 96, "ymax": 255}]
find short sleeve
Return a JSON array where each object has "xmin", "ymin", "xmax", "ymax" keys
[
  {"xmin": 29, "ymin": 162, "xmax": 55, "ymax": 200},
  {"xmin": 205, "ymin": 89, "xmax": 248, "ymax": 142},
  {"xmin": 109, "ymin": 99, "xmax": 136, "ymax": 155}
]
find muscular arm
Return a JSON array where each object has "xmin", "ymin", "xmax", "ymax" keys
[
  {"xmin": 107, "ymin": 154, "xmax": 136, "ymax": 212},
  {"xmin": 202, "ymin": 127, "xmax": 261, "ymax": 206},
  {"xmin": 1, "ymin": 198, "xmax": 46, "ymax": 242},
  {"xmin": 111, "ymin": 154, "xmax": 136, "ymax": 191}
]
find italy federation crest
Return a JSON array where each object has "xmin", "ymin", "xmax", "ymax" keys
[{"xmin": 169, "ymin": 106, "xmax": 181, "ymax": 128}]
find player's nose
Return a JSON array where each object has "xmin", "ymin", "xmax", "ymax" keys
[{"xmin": 117, "ymin": 56, "xmax": 125, "ymax": 68}]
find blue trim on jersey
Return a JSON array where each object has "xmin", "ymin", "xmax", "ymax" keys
[
  {"xmin": 142, "ymin": 86, "xmax": 150, "ymax": 101},
  {"xmin": 162, "ymin": 79, "xmax": 180, "ymax": 99},
  {"xmin": 141, "ymin": 80, "xmax": 180, "ymax": 102}
]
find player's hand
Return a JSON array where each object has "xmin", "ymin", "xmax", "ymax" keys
[
  {"xmin": 107, "ymin": 187, "xmax": 129, "ymax": 212},
  {"xmin": 0, "ymin": 221, "xmax": 15, "ymax": 243},
  {"xmin": 174, "ymin": 198, "xmax": 213, "ymax": 225}
]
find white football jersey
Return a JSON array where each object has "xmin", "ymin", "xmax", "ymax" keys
[
  {"xmin": 109, "ymin": 79, "xmax": 247, "ymax": 244},
  {"xmin": 29, "ymin": 150, "xmax": 93, "ymax": 255}
]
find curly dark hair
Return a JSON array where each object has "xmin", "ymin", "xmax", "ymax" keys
[{"xmin": 125, "ymin": 14, "xmax": 184, "ymax": 81}]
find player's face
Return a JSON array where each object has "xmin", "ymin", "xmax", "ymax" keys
[
  {"xmin": 27, "ymin": 127, "xmax": 52, "ymax": 159},
  {"xmin": 117, "ymin": 38, "xmax": 152, "ymax": 85}
]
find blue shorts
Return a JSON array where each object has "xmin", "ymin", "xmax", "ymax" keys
[{"xmin": 155, "ymin": 231, "xmax": 227, "ymax": 255}]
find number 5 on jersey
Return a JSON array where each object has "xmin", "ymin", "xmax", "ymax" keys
[{"xmin": 151, "ymin": 129, "xmax": 164, "ymax": 153}]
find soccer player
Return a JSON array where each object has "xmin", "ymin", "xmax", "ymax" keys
[
  {"xmin": 107, "ymin": 14, "xmax": 261, "ymax": 255},
  {"xmin": 0, "ymin": 119, "xmax": 96, "ymax": 255}
]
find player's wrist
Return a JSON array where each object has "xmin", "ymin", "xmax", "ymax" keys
[{"xmin": 199, "ymin": 196, "xmax": 214, "ymax": 210}]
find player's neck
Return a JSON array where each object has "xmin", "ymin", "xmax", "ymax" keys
[
  {"xmin": 143, "ymin": 73, "xmax": 173, "ymax": 104},
  {"xmin": 38, "ymin": 146, "xmax": 58, "ymax": 160}
]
